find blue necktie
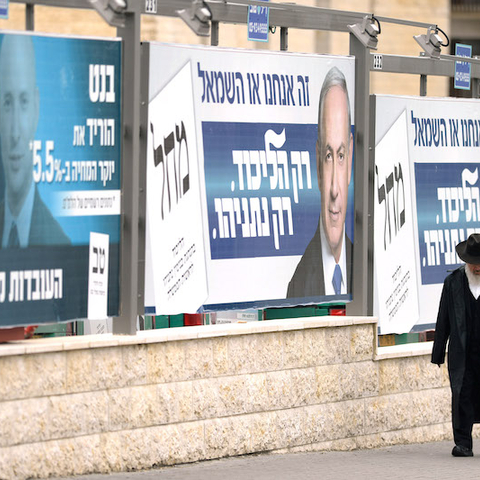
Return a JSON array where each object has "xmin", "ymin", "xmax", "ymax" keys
[
  {"xmin": 8, "ymin": 222, "xmax": 19, "ymax": 248},
  {"xmin": 332, "ymin": 264, "xmax": 342, "ymax": 295}
]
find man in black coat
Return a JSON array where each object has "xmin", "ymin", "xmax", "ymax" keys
[{"xmin": 432, "ymin": 233, "xmax": 480, "ymax": 457}]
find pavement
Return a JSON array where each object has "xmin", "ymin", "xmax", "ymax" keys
[{"xmin": 53, "ymin": 440, "xmax": 480, "ymax": 480}]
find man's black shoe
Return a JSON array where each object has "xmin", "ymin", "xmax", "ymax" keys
[{"xmin": 452, "ymin": 445, "xmax": 474, "ymax": 457}]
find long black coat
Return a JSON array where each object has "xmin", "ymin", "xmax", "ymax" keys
[{"xmin": 432, "ymin": 266, "xmax": 480, "ymax": 425}]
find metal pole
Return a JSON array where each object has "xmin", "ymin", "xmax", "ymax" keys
[
  {"xmin": 26, "ymin": 3, "xmax": 34, "ymax": 30},
  {"xmin": 420, "ymin": 74, "xmax": 427, "ymax": 96},
  {"xmin": 280, "ymin": 26, "xmax": 288, "ymax": 51},
  {"xmin": 114, "ymin": 11, "xmax": 142, "ymax": 334},
  {"xmin": 347, "ymin": 33, "xmax": 373, "ymax": 317},
  {"xmin": 211, "ymin": 20, "xmax": 219, "ymax": 46}
]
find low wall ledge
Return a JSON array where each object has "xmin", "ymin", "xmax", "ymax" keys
[
  {"xmin": 375, "ymin": 341, "xmax": 434, "ymax": 361},
  {"xmin": 0, "ymin": 315, "xmax": 377, "ymax": 357}
]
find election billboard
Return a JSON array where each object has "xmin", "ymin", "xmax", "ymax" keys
[
  {"xmin": 375, "ymin": 95, "xmax": 480, "ymax": 333},
  {"xmin": 0, "ymin": 32, "xmax": 121, "ymax": 327},
  {"xmin": 144, "ymin": 43, "xmax": 355, "ymax": 314}
]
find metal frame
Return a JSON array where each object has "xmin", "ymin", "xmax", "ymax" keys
[{"xmin": 7, "ymin": 0, "xmax": 480, "ymax": 331}]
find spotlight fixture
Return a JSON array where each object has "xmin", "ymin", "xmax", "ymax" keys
[
  {"xmin": 177, "ymin": 0, "xmax": 212, "ymax": 37},
  {"xmin": 348, "ymin": 15, "xmax": 381, "ymax": 50},
  {"xmin": 414, "ymin": 26, "xmax": 449, "ymax": 59},
  {"xmin": 88, "ymin": 0, "xmax": 127, "ymax": 28}
]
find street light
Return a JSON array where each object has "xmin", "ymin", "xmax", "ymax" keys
[
  {"xmin": 177, "ymin": 0, "xmax": 212, "ymax": 37},
  {"xmin": 88, "ymin": 0, "xmax": 128, "ymax": 28},
  {"xmin": 348, "ymin": 15, "xmax": 381, "ymax": 50},
  {"xmin": 414, "ymin": 26, "xmax": 449, "ymax": 59}
]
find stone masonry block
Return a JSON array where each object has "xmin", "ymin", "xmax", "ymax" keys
[
  {"xmin": 379, "ymin": 356, "xmax": 448, "ymax": 395},
  {"xmin": 274, "ymin": 407, "xmax": 308, "ymax": 448},
  {"xmin": 253, "ymin": 332, "xmax": 284, "ymax": 372},
  {"xmin": 147, "ymin": 341, "xmax": 187, "ymax": 384},
  {"xmin": 227, "ymin": 335, "xmax": 256, "ymax": 375},
  {"xmin": 66, "ymin": 349, "xmax": 94, "ymax": 393},
  {"xmin": 121, "ymin": 344, "xmax": 148, "ymax": 387},
  {"xmin": 0, "ymin": 397, "xmax": 49, "ymax": 447},
  {"xmin": 192, "ymin": 378, "xmax": 222, "ymax": 419},
  {"xmin": 323, "ymin": 327, "xmax": 351, "ymax": 365},
  {"xmin": 109, "ymin": 385, "xmax": 161, "ymax": 431},
  {"xmin": 67, "ymin": 348, "xmax": 123, "ymax": 392},
  {"xmin": 48, "ymin": 391, "xmax": 109, "ymax": 440},
  {"xmin": 350, "ymin": 324, "xmax": 374, "ymax": 361},
  {"xmin": 0, "ymin": 352, "xmax": 66, "ymax": 400},
  {"xmin": 212, "ymin": 336, "xmax": 229, "ymax": 376},
  {"xmin": 315, "ymin": 364, "xmax": 342, "ymax": 403},
  {"xmin": 289, "ymin": 368, "xmax": 317, "ymax": 407},
  {"xmin": 204, "ymin": 415, "xmax": 252, "ymax": 459},
  {"xmin": 265, "ymin": 370, "xmax": 295, "ymax": 410},
  {"xmin": 184, "ymin": 338, "xmax": 214, "ymax": 380},
  {"xmin": 283, "ymin": 330, "xmax": 306, "ymax": 369},
  {"xmin": 244, "ymin": 372, "xmax": 269, "ymax": 413},
  {"xmin": 304, "ymin": 328, "xmax": 327, "ymax": 367}
]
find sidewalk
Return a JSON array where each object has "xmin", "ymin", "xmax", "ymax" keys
[{"xmin": 54, "ymin": 441, "xmax": 480, "ymax": 480}]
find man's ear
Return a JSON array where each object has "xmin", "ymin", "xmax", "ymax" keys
[
  {"xmin": 347, "ymin": 131, "xmax": 353, "ymax": 186},
  {"xmin": 316, "ymin": 139, "xmax": 322, "ymax": 191}
]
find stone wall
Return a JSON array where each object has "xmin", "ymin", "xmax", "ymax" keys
[{"xmin": 0, "ymin": 317, "xmax": 453, "ymax": 479}]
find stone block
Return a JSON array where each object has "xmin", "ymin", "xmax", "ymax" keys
[
  {"xmin": 175, "ymin": 381, "xmax": 194, "ymax": 423},
  {"xmin": 274, "ymin": 407, "xmax": 308, "ymax": 448},
  {"xmin": 192, "ymin": 378, "xmax": 222, "ymax": 419},
  {"xmin": 323, "ymin": 327, "xmax": 351, "ymax": 365},
  {"xmin": 108, "ymin": 385, "xmax": 159, "ymax": 431},
  {"xmin": 244, "ymin": 373, "xmax": 269, "ymax": 413},
  {"xmin": 66, "ymin": 349, "xmax": 94, "ymax": 393},
  {"xmin": 227, "ymin": 335, "xmax": 256, "ymax": 375},
  {"xmin": 0, "ymin": 397, "xmax": 49, "ymax": 447},
  {"xmin": 266, "ymin": 370, "xmax": 295, "ymax": 410},
  {"xmin": 121, "ymin": 344, "xmax": 148, "ymax": 386},
  {"xmin": 289, "ymin": 368, "xmax": 317, "ymax": 407},
  {"xmin": 249, "ymin": 411, "xmax": 280, "ymax": 452},
  {"xmin": 283, "ymin": 330, "xmax": 306, "ymax": 369},
  {"xmin": 0, "ymin": 352, "xmax": 66, "ymax": 400},
  {"xmin": 315, "ymin": 364, "xmax": 342, "ymax": 403},
  {"xmin": 304, "ymin": 328, "xmax": 327, "ymax": 367},
  {"xmin": 147, "ymin": 341, "xmax": 187, "ymax": 384},
  {"xmin": 212, "ymin": 337, "xmax": 229, "ymax": 376},
  {"xmin": 67, "ymin": 348, "xmax": 123, "ymax": 393},
  {"xmin": 184, "ymin": 338, "xmax": 213, "ymax": 379},
  {"xmin": 48, "ymin": 391, "xmax": 108, "ymax": 439},
  {"xmin": 350, "ymin": 324, "xmax": 374, "ymax": 361},
  {"xmin": 353, "ymin": 361, "xmax": 379, "ymax": 398},
  {"xmin": 205, "ymin": 415, "xmax": 252, "ymax": 458}
]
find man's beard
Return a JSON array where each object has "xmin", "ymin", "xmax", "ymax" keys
[{"xmin": 465, "ymin": 265, "xmax": 480, "ymax": 289}]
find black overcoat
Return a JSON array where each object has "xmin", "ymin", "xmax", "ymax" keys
[{"xmin": 432, "ymin": 266, "xmax": 480, "ymax": 425}]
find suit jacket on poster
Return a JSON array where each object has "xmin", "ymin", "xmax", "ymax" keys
[
  {"xmin": 432, "ymin": 266, "xmax": 480, "ymax": 425},
  {"xmin": 286, "ymin": 222, "xmax": 353, "ymax": 299},
  {"xmin": 0, "ymin": 187, "xmax": 70, "ymax": 247}
]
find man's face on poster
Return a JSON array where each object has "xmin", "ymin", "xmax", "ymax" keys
[
  {"xmin": 0, "ymin": 35, "xmax": 39, "ymax": 210},
  {"xmin": 316, "ymin": 85, "xmax": 352, "ymax": 262}
]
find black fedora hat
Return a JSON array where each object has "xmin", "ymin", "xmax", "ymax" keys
[{"xmin": 456, "ymin": 234, "xmax": 480, "ymax": 264}]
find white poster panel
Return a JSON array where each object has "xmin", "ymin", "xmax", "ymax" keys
[
  {"xmin": 146, "ymin": 43, "xmax": 355, "ymax": 313},
  {"xmin": 145, "ymin": 62, "xmax": 208, "ymax": 314},
  {"xmin": 88, "ymin": 232, "xmax": 110, "ymax": 320},
  {"xmin": 374, "ymin": 111, "xmax": 420, "ymax": 334},
  {"xmin": 375, "ymin": 95, "xmax": 480, "ymax": 329}
]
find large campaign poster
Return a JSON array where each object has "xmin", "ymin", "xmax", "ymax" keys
[
  {"xmin": 375, "ymin": 95, "xmax": 480, "ymax": 332},
  {"xmin": 145, "ymin": 43, "xmax": 355, "ymax": 314},
  {"xmin": 0, "ymin": 32, "xmax": 121, "ymax": 327}
]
